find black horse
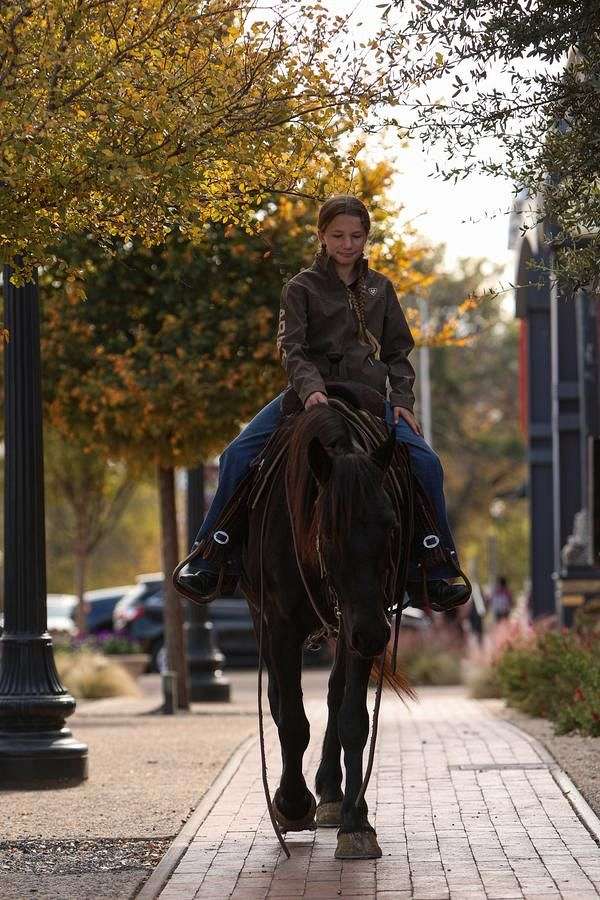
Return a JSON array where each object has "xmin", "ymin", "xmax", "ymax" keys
[{"xmin": 241, "ymin": 402, "xmax": 412, "ymax": 859}]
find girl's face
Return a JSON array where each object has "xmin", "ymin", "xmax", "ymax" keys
[{"xmin": 318, "ymin": 214, "xmax": 368, "ymax": 266}]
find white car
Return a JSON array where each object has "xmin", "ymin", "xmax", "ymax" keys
[{"xmin": 46, "ymin": 593, "xmax": 78, "ymax": 636}]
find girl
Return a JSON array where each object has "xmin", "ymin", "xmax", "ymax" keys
[{"xmin": 180, "ymin": 195, "xmax": 468, "ymax": 610}]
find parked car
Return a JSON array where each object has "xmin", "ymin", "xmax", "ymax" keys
[
  {"xmin": 112, "ymin": 574, "xmax": 164, "ymax": 670},
  {"xmin": 113, "ymin": 572, "xmax": 273, "ymax": 671},
  {"xmin": 113, "ymin": 573, "xmax": 428, "ymax": 672},
  {"xmin": 0, "ymin": 596, "xmax": 79, "ymax": 639},
  {"xmin": 75, "ymin": 584, "xmax": 135, "ymax": 634},
  {"xmin": 47, "ymin": 593, "xmax": 78, "ymax": 637}
]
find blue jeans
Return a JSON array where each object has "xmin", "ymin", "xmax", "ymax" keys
[{"xmin": 195, "ymin": 393, "xmax": 458, "ymax": 579}]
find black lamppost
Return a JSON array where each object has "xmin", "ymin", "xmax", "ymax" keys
[
  {"xmin": 185, "ymin": 466, "xmax": 230, "ymax": 701},
  {"xmin": 0, "ymin": 268, "xmax": 88, "ymax": 786}
]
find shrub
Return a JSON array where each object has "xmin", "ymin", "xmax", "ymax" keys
[
  {"xmin": 574, "ymin": 598, "xmax": 600, "ymax": 636},
  {"xmin": 59, "ymin": 632, "xmax": 143, "ymax": 655},
  {"xmin": 55, "ymin": 649, "xmax": 140, "ymax": 699},
  {"xmin": 468, "ymin": 665, "xmax": 502, "ymax": 699},
  {"xmin": 495, "ymin": 629, "xmax": 600, "ymax": 736},
  {"xmin": 395, "ymin": 628, "xmax": 462, "ymax": 686},
  {"xmin": 466, "ymin": 616, "xmax": 535, "ymax": 700},
  {"xmin": 98, "ymin": 635, "xmax": 144, "ymax": 655}
]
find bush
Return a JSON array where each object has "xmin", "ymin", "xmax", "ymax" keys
[
  {"xmin": 466, "ymin": 616, "xmax": 538, "ymax": 701},
  {"xmin": 468, "ymin": 665, "xmax": 502, "ymax": 699},
  {"xmin": 574, "ymin": 598, "xmax": 600, "ymax": 635},
  {"xmin": 56, "ymin": 649, "xmax": 140, "ymax": 699},
  {"xmin": 496, "ymin": 630, "xmax": 600, "ymax": 736},
  {"xmin": 98, "ymin": 634, "xmax": 144, "ymax": 655},
  {"xmin": 58, "ymin": 632, "xmax": 143, "ymax": 655},
  {"xmin": 396, "ymin": 628, "xmax": 462, "ymax": 686}
]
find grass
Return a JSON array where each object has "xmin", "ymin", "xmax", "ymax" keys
[{"xmin": 55, "ymin": 649, "xmax": 140, "ymax": 699}]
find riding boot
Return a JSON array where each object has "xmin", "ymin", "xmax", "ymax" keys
[
  {"xmin": 407, "ymin": 579, "xmax": 471, "ymax": 613},
  {"xmin": 177, "ymin": 545, "xmax": 221, "ymax": 598}
]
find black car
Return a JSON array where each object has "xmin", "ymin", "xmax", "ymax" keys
[
  {"xmin": 112, "ymin": 573, "xmax": 427, "ymax": 672},
  {"xmin": 112, "ymin": 573, "xmax": 263, "ymax": 671},
  {"xmin": 112, "ymin": 574, "xmax": 165, "ymax": 669},
  {"xmin": 78, "ymin": 585, "xmax": 135, "ymax": 634}
]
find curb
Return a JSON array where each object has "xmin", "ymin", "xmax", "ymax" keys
[
  {"xmin": 552, "ymin": 767, "xmax": 600, "ymax": 846},
  {"xmin": 135, "ymin": 732, "xmax": 258, "ymax": 900}
]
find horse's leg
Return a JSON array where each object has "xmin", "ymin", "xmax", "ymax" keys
[
  {"xmin": 314, "ymin": 636, "xmax": 346, "ymax": 827},
  {"xmin": 269, "ymin": 622, "xmax": 316, "ymax": 832},
  {"xmin": 335, "ymin": 653, "xmax": 382, "ymax": 859}
]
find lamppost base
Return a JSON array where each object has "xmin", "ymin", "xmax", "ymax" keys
[
  {"xmin": 187, "ymin": 617, "xmax": 231, "ymax": 703},
  {"xmin": 189, "ymin": 669, "xmax": 231, "ymax": 703},
  {"xmin": 0, "ymin": 726, "xmax": 88, "ymax": 788}
]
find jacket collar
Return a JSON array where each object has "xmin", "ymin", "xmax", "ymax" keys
[{"xmin": 311, "ymin": 252, "xmax": 369, "ymax": 284}]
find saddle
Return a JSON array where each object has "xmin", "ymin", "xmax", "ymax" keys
[
  {"xmin": 281, "ymin": 380, "xmax": 386, "ymax": 419},
  {"xmin": 173, "ymin": 383, "xmax": 457, "ymax": 607}
]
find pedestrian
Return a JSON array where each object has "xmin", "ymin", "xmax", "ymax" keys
[
  {"xmin": 180, "ymin": 194, "xmax": 470, "ymax": 611},
  {"xmin": 490, "ymin": 576, "xmax": 513, "ymax": 623}
]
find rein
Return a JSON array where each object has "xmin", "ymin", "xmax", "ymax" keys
[{"xmin": 257, "ymin": 471, "xmax": 292, "ymax": 859}]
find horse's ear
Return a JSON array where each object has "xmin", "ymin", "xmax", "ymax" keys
[
  {"xmin": 371, "ymin": 431, "xmax": 396, "ymax": 476},
  {"xmin": 308, "ymin": 436, "xmax": 333, "ymax": 484}
]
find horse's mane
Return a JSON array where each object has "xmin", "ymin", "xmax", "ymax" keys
[{"xmin": 285, "ymin": 405, "xmax": 382, "ymax": 564}]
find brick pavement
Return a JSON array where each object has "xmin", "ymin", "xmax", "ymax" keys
[{"xmin": 158, "ymin": 687, "xmax": 600, "ymax": 899}]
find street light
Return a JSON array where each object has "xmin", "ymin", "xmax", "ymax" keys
[{"xmin": 0, "ymin": 267, "xmax": 87, "ymax": 786}]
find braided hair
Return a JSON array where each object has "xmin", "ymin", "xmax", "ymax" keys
[{"xmin": 316, "ymin": 195, "xmax": 381, "ymax": 359}]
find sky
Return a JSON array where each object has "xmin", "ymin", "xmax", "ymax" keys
[{"xmin": 323, "ymin": 0, "xmax": 517, "ymax": 282}]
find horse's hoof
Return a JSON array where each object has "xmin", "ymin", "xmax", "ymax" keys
[
  {"xmin": 315, "ymin": 800, "xmax": 342, "ymax": 828},
  {"xmin": 273, "ymin": 791, "xmax": 317, "ymax": 833},
  {"xmin": 334, "ymin": 830, "xmax": 382, "ymax": 859}
]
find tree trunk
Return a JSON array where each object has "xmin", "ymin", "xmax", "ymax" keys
[
  {"xmin": 157, "ymin": 464, "xmax": 189, "ymax": 710},
  {"xmin": 74, "ymin": 543, "xmax": 87, "ymax": 635}
]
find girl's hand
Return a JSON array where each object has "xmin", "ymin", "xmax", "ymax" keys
[
  {"xmin": 393, "ymin": 406, "xmax": 423, "ymax": 436},
  {"xmin": 305, "ymin": 391, "xmax": 329, "ymax": 408}
]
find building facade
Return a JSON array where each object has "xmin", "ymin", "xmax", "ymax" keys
[{"xmin": 510, "ymin": 193, "xmax": 600, "ymax": 622}]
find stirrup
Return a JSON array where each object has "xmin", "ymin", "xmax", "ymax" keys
[{"xmin": 173, "ymin": 542, "xmax": 238, "ymax": 605}]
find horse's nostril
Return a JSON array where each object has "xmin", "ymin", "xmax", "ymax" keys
[{"xmin": 351, "ymin": 625, "xmax": 390, "ymax": 659}]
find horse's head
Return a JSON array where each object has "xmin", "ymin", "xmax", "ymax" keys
[{"xmin": 308, "ymin": 431, "xmax": 398, "ymax": 659}]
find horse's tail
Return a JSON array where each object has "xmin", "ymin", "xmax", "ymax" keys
[{"xmin": 372, "ymin": 642, "xmax": 417, "ymax": 705}]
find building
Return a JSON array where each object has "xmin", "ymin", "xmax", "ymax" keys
[{"xmin": 510, "ymin": 192, "xmax": 600, "ymax": 623}]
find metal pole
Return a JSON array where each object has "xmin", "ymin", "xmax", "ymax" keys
[
  {"xmin": 185, "ymin": 466, "xmax": 231, "ymax": 702},
  {"xmin": 0, "ymin": 266, "xmax": 88, "ymax": 786},
  {"xmin": 418, "ymin": 297, "xmax": 433, "ymax": 447}
]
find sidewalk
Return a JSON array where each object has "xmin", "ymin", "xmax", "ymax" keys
[
  {"xmin": 0, "ymin": 673, "xmax": 258, "ymax": 900},
  {"xmin": 148, "ymin": 687, "xmax": 600, "ymax": 900}
]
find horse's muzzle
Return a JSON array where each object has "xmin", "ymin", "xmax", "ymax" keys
[{"xmin": 349, "ymin": 620, "xmax": 391, "ymax": 660}]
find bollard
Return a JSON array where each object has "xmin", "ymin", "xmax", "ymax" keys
[{"xmin": 162, "ymin": 671, "xmax": 178, "ymax": 715}]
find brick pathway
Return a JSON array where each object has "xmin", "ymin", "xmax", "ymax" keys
[{"xmin": 158, "ymin": 687, "xmax": 600, "ymax": 899}]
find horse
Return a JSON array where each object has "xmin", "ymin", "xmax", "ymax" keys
[{"xmin": 240, "ymin": 401, "xmax": 413, "ymax": 860}]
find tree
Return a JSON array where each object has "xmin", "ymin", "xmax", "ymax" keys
[
  {"xmin": 382, "ymin": 1, "xmax": 600, "ymax": 287},
  {"xmin": 0, "ymin": 0, "xmax": 398, "ymax": 278},
  {"xmin": 44, "ymin": 429, "xmax": 135, "ymax": 631},
  {"xmin": 41, "ymin": 231, "xmax": 284, "ymax": 707}
]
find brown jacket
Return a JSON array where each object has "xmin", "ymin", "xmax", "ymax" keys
[{"xmin": 276, "ymin": 254, "xmax": 416, "ymax": 410}]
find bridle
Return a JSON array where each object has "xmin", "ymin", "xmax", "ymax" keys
[{"xmin": 314, "ymin": 515, "xmax": 399, "ymax": 635}]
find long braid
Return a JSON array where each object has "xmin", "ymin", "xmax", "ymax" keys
[{"xmin": 348, "ymin": 266, "xmax": 381, "ymax": 360}]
